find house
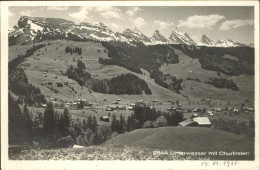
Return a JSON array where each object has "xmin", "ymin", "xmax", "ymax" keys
[
  {"xmin": 207, "ymin": 110, "xmax": 213, "ymax": 114},
  {"xmin": 193, "ymin": 117, "xmax": 211, "ymax": 127},
  {"xmin": 127, "ymin": 106, "xmax": 133, "ymax": 110},
  {"xmin": 216, "ymin": 108, "xmax": 222, "ymax": 112},
  {"xmin": 106, "ymin": 107, "xmax": 113, "ymax": 111},
  {"xmin": 233, "ymin": 107, "xmax": 239, "ymax": 112},
  {"xmin": 179, "ymin": 119, "xmax": 198, "ymax": 127},
  {"xmin": 100, "ymin": 116, "xmax": 109, "ymax": 122}
]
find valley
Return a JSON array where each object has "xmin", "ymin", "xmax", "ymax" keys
[{"xmin": 8, "ymin": 16, "xmax": 255, "ymax": 160}]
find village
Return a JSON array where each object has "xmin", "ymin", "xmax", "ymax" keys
[{"xmin": 36, "ymin": 94, "xmax": 254, "ymax": 128}]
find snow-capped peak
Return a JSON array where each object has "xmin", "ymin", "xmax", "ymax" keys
[
  {"xmin": 199, "ymin": 34, "xmax": 215, "ymax": 46},
  {"xmin": 150, "ymin": 30, "xmax": 168, "ymax": 44},
  {"xmin": 169, "ymin": 30, "xmax": 196, "ymax": 46},
  {"xmin": 216, "ymin": 38, "xmax": 245, "ymax": 47},
  {"xmin": 123, "ymin": 28, "xmax": 151, "ymax": 45}
]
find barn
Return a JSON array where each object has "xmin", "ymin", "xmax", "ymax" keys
[
  {"xmin": 100, "ymin": 116, "xmax": 110, "ymax": 122},
  {"xmin": 193, "ymin": 117, "xmax": 211, "ymax": 127},
  {"xmin": 178, "ymin": 117, "xmax": 211, "ymax": 128}
]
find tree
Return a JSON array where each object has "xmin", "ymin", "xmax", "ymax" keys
[
  {"xmin": 86, "ymin": 115, "xmax": 93, "ymax": 131},
  {"xmin": 125, "ymin": 116, "xmax": 131, "ymax": 132},
  {"xmin": 83, "ymin": 119, "xmax": 87, "ymax": 131},
  {"xmin": 43, "ymin": 102, "xmax": 56, "ymax": 143},
  {"xmin": 9, "ymin": 93, "xmax": 29, "ymax": 144},
  {"xmin": 77, "ymin": 100, "xmax": 84, "ymax": 110},
  {"xmin": 111, "ymin": 114, "xmax": 121, "ymax": 133},
  {"xmin": 153, "ymin": 116, "xmax": 168, "ymax": 128},
  {"xmin": 97, "ymin": 124, "xmax": 112, "ymax": 144},
  {"xmin": 57, "ymin": 108, "xmax": 70, "ymax": 138},
  {"xmin": 23, "ymin": 104, "xmax": 33, "ymax": 142},
  {"xmin": 92, "ymin": 116, "xmax": 98, "ymax": 133},
  {"xmin": 119, "ymin": 114, "xmax": 125, "ymax": 133},
  {"xmin": 73, "ymin": 118, "xmax": 83, "ymax": 136}
]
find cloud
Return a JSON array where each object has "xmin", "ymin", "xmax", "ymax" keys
[
  {"xmin": 220, "ymin": 19, "xmax": 253, "ymax": 31},
  {"xmin": 109, "ymin": 23, "xmax": 121, "ymax": 30},
  {"xmin": 20, "ymin": 10, "xmax": 33, "ymax": 17},
  {"xmin": 178, "ymin": 14, "xmax": 225, "ymax": 29},
  {"xmin": 47, "ymin": 6, "xmax": 69, "ymax": 11},
  {"xmin": 96, "ymin": 7, "xmax": 123, "ymax": 19},
  {"xmin": 69, "ymin": 7, "xmax": 92, "ymax": 22},
  {"xmin": 131, "ymin": 17, "xmax": 146, "ymax": 28},
  {"xmin": 191, "ymin": 35, "xmax": 200, "ymax": 43},
  {"xmin": 154, "ymin": 20, "xmax": 174, "ymax": 30},
  {"xmin": 126, "ymin": 7, "xmax": 142, "ymax": 17},
  {"xmin": 69, "ymin": 6, "xmax": 122, "ymax": 22},
  {"xmin": 9, "ymin": 11, "xmax": 14, "ymax": 17}
]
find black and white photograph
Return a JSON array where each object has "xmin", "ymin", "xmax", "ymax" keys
[{"xmin": 1, "ymin": 1, "xmax": 260, "ymax": 169}]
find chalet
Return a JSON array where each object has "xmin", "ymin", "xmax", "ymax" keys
[
  {"xmin": 193, "ymin": 117, "xmax": 211, "ymax": 127},
  {"xmin": 179, "ymin": 117, "xmax": 211, "ymax": 127},
  {"xmin": 127, "ymin": 106, "xmax": 133, "ymax": 110},
  {"xmin": 179, "ymin": 119, "xmax": 198, "ymax": 127},
  {"xmin": 100, "ymin": 116, "xmax": 109, "ymax": 122},
  {"xmin": 106, "ymin": 107, "xmax": 113, "ymax": 111},
  {"xmin": 233, "ymin": 107, "xmax": 239, "ymax": 112},
  {"xmin": 109, "ymin": 105, "xmax": 118, "ymax": 110},
  {"xmin": 118, "ymin": 105, "xmax": 126, "ymax": 110},
  {"xmin": 130, "ymin": 103, "xmax": 136, "ymax": 107},
  {"xmin": 207, "ymin": 110, "xmax": 213, "ymax": 114},
  {"xmin": 216, "ymin": 108, "xmax": 222, "ymax": 112},
  {"xmin": 191, "ymin": 113, "xmax": 199, "ymax": 118}
]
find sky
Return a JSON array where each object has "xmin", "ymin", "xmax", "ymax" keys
[{"xmin": 9, "ymin": 6, "xmax": 254, "ymax": 44}]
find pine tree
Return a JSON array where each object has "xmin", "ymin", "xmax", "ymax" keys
[
  {"xmin": 125, "ymin": 116, "xmax": 131, "ymax": 132},
  {"xmin": 83, "ymin": 119, "xmax": 87, "ymax": 131},
  {"xmin": 43, "ymin": 102, "xmax": 56, "ymax": 143},
  {"xmin": 111, "ymin": 114, "xmax": 117, "ymax": 132},
  {"xmin": 92, "ymin": 116, "xmax": 98, "ymax": 133},
  {"xmin": 119, "ymin": 114, "xmax": 125, "ymax": 133},
  {"xmin": 23, "ymin": 104, "xmax": 33, "ymax": 141},
  {"xmin": 86, "ymin": 115, "xmax": 93, "ymax": 130},
  {"xmin": 58, "ymin": 108, "xmax": 70, "ymax": 137},
  {"xmin": 111, "ymin": 114, "xmax": 120, "ymax": 133}
]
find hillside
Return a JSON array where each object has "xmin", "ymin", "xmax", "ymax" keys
[
  {"xmin": 160, "ymin": 48, "xmax": 254, "ymax": 104},
  {"xmin": 9, "ymin": 127, "xmax": 254, "ymax": 160},
  {"xmin": 104, "ymin": 126, "xmax": 254, "ymax": 160}
]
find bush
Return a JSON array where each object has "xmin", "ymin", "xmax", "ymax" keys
[
  {"xmin": 143, "ymin": 120, "xmax": 153, "ymax": 128},
  {"xmin": 56, "ymin": 82, "xmax": 63, "ymax": 87},
  {"xmin": 56, "ymin": 136, "xmax": 74, "ymax": 148},
  {"xmin": 97, "ymin": 124, "xmax": 112, "ymax": 144},
  {"xmin": 153, "ymin": 116, "xmax": 168, "ymax": 128}
]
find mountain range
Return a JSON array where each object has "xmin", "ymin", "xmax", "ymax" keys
[{"xmin": 9, "ymin": 16, "xmax": 250, "ymax": 47}]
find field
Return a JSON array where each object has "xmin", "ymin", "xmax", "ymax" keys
[
  {"xmin": 160, "ymin": 49, "xmax": 254, "ymax": 105},
  {"xmin": 10, "ymin": 127, "xmax": 254, "ymax": 160},
  {"xmin": 10, "ymin": 40, "xmax": 254, "ymax": 123}
]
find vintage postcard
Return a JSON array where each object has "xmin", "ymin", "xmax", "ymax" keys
[{"xmin": 1, "ymin": 1, "xmax": 259, "ymax": 170}]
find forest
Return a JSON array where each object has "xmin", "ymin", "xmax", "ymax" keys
[{"xmin": 66, "ymin": 60, "xmax": 152, "ymax": 95}]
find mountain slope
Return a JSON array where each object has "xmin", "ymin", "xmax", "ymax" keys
[
  {"xmin": 199, "ymin": 34, "xmax": 216, "ymax": 46},
  {"xmin": 122, "ymin": 28, "xmax": 152, "ymax": 45},
  {"xmin": 169, "ymin": 31, "xmax": 196, "ymax": 45},
  {"xmin": 216, "ymin": 38, "xmax": 246, "ymax": 47},
  {"xmin": 104, "ymin": 126, "xmax": 254, "ymax": 159},
  {"xmin": 150, "ymin": 30, "xmax": 169, "ymax": 44},
  {"xmin": 9, "ymin": 16, "xmax": 249, "ymax": 47}
]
